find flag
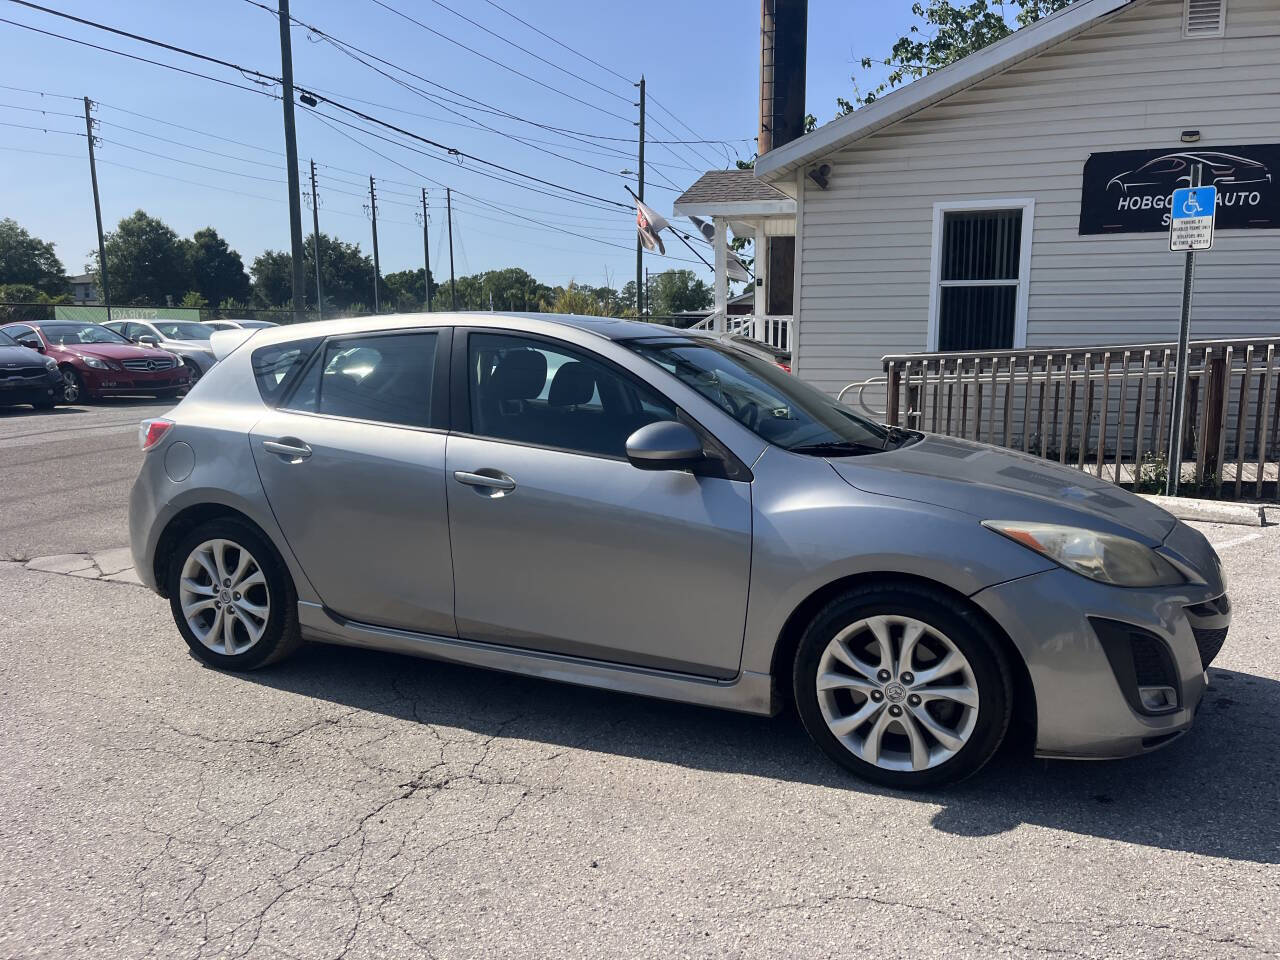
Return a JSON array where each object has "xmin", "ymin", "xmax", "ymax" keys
[
  {"xmin": 635, "ymin": 196, "xmax": 668, "ymax": 255},
  {"xmin": 689, "ymin": 215, "xmax": 752, "ymax": 282}
]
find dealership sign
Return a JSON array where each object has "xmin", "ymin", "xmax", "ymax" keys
[{"xmin": 1079, "ymin": 144, "xmax": 1279, "ymax": 234}]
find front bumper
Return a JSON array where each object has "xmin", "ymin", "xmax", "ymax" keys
[
  {"xmin": 971, "ymin": 541, "xmax": 1229, "ymax": 760},
  {"xmin": 0, "ymin": 370, "xmax": 61, "ymax": 404},
  {"xmin": 81, "ymin": 366, "xmax": 191, "ymax": 395}
]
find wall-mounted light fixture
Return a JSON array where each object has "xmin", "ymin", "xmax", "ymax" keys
[
  {"xmin": 1181, "ymin": 129, "xmax": 1201, "ymax": 143},
  {"xmin": 807, "ymin": 163, "xmax": 831, "ymax": 190}
]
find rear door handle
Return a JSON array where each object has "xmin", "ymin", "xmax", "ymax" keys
[
  {"xmin": 453, "ymin": 469, "xmax": 516, "ymax": 492},
  {"xmin": 262, "ymin": 438, "xmax": 312, "ymax": 461}
]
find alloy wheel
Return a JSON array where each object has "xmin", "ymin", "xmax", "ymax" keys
[
  {"xmin": 816, "ymin": 615, "xmax": 980, "ymax": 773},
  {"xmin": 184, "ymin": 360, "xmax": 202, "ymax": 386},
  {"xmin": 179, "ymin": 538, "xmax": 271, "ymax": 656},
  {"xmin": 61, "ymin": 369, "xmax": 80, "ymax": 403}
]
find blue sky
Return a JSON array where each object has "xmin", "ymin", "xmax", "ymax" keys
[{"xmin": 1, "ymin": 0, "xmax": 915, "ymax": 291}]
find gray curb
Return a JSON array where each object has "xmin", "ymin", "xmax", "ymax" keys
[{"xmin": 1138, "ymin": 494, "xmax": 1269, "ymax": 527}]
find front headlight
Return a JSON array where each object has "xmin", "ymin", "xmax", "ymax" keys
[
  {"xmin": 43, "ymin": 356, "xmax": 58, "ymax": 371},
  {"xmin": 80, "ymin": 355, "xmax": 108, "ymax": 370},
  {"xmin": 982, "ymin": 521, "xmax": 1184, "ymax": 587}
]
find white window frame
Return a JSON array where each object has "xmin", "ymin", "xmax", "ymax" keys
[{"xmin": 927, "ymin": 197, "xmax": 1035, "ymax": 353}]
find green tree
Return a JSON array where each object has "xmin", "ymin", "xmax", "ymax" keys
[
  {"xmin": 850, "ymin": 0, "xmax": 1074, "ymax": 107},
  {"xmin": 0, "ymin": 219, "xmax": 68, "ymax": 296},
  {"xmin": 179, "ymin": 291, "xmax": 209, "ymax": 309},
  {"xmin": 99, "ymin": 210, "xmax": 192, "ymax": 305},
  {"xmin": 250, "ymin": 233, "xmax": 379, "ymax": 311},
  {"xmin": 186, "ymin": 227, "xmax": 250, "ymax": 307},
  {"xmin": 647, "ymin": 270, "xmax": 712, "ymax": 317},
  {"xmin": 551, "ymin": 282, "xmax": 607, "ymax": 316},
  {"xmin": 383, "ymin": 268, "xmax": 436, "ymax": 312}
]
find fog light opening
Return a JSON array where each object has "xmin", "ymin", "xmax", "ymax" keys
[{"xmin": 1138, "ymin": 685, "xmax": 1178, "ymax": 712}]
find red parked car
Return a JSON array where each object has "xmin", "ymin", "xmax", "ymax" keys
[{"xmin": 0, "ymin": 320, "xmax": 191, "ymax": 404}]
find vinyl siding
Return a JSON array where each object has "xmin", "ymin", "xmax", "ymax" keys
[{"xmin": 794, "ymin": 0, "xmax": 1280, "ymax": 401}]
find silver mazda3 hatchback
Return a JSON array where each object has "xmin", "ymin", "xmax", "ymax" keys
[{"xmin": 130, "ymin": 313, "xmax": 1230, "ymax": 788}]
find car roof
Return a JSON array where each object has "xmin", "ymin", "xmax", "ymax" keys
[{"xmin": 236, "ymin": 312, "xmax": 705, "ymax": 346}]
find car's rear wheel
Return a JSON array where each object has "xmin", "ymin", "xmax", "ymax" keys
[
  {"xmin": 181, "ymin": 359, "xmax": 202, "ymax": 387},
  {"xmin": 793, "ymin": 583, "xmax": 1012, "ymax": 789},
  {"xmin": 60, "ymin": 367, "xmax": 85, "ymax": 404},
  {"xmin": 166, "ymin": 518, "xmax": 301, "ymax": 670}
]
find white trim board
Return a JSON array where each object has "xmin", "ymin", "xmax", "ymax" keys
[{"xmin": 926, "ymin": 197, "xmax": 1036, "ymax": 353}]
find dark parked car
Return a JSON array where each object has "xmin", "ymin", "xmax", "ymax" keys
[
  {"xmin": 0, "ymin": 320, "xmax": 191, "ymax": 403},
  {"xmin": 0, "ymin": 327, "xmax": 63, "ymax": 410}
]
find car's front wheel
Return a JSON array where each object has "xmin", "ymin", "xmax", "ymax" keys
[
  {"xmin": 793, "ymin": 583, "xmax": 1012, "ymax": 789},
  {"xmin": 166, "ymin": 518, "xmax": 302, "ymax": 670},
  {"xmin": 61, "ymin": 367, "xmax": 85, "ymax": 404}
]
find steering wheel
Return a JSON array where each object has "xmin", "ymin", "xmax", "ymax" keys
[{"xmin": 737, "ymin": 400, "xmax": 761, "ymax": 430}]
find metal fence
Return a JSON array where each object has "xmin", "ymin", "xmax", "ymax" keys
[
  {"xmin": 870, "ymin": 336, "xmax": 1280, "ymax": 501},
  {"xmin": 0, "ymin": 302, "xmax": 355, "ymax": 326}
]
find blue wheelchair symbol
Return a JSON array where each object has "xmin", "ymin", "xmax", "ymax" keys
[{"xmin": 1182, "ymin": 192, "xmax": 1204, "ymax": 216}]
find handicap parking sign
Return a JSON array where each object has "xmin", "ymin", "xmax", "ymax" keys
[{"xmin": 1170, "ymin": 185, "xmax": 1217, "ymax": 251}]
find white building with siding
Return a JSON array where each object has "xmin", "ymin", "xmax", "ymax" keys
[{"xmin": 753, "ymin": 0, "xmax": 1280, "ymax": 399}]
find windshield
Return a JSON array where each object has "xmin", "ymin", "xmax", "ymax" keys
[
  {"xmin": 39, "ymin": 323, "xmax": 129, "ymax": 346},
  {"xmin": 153, "ymin": 321, "xmax": 210, "ymax": 340},
  {"xmin": 627, "ymin": 338, "xmax": 903, "ymax": 455},
  {"xmin": 0, "ymin": 330, "xmax": 18, "ymax": 348}
]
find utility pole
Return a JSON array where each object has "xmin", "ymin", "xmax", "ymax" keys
[
  {"xmin": 420, "ymin": 188, "xmax": 432, "ymax": 311},
  {"xmin": 446, "ymin": 187, "xmax": 457, "ymax": 310},
  {"xmin": 82, "ymin": 97, "xmax": 110, "ymax": 322},
  {"xmin": 634, "ymin": 74, "xmax": 645, "ymax": 316},
  {"xmin": 277, "ymin": 0, "xmax": 306, "ymax": 323},
  {"xmin": 368, "ymin": 175, "xmax": 381, "ymax": 314},
  {"xmin": 309, "ymin": 159, "xmax": 323, "ymax": 319}
]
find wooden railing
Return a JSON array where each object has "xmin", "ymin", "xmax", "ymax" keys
[{"xmin": 874, "ymin": 336, "xmax": 1280, "ymax": 500}]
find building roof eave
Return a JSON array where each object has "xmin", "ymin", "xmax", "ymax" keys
[{"xmin": 754, "ymin": 0, "xmax": 1140, "ymax": 182}]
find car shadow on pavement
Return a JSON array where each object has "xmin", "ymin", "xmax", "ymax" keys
[{"xmin": 239, "ymin": 645, "xmax": 1280, "ymax": 865}]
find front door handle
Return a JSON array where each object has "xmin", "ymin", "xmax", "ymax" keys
[
  {"xmin": 262, "ymin": 438, "xmax": 312, "ymax": 461},
  {"xmin": 453, "ymin": 469, "xmax": 516, "ymax": 492}
]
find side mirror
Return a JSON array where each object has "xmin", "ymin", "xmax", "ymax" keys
[
  {"xmin": 27, "ymin": 341, "xmax": 45, "ymax": 353},
  {"xmin": 625, "ymin": 421, "xmax": 706, "ymax": 471},
  {"xmin": 137, "ymin": 334, "xmax": 158, "ymax": 346}
]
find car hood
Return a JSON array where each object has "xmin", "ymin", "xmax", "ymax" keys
[
  {"xmin": 161, "ymin": 339, "xmax": 214, "ymax": 353},
  {"xmin": 0, "ymin": 344, "xmax": 44, "ymax": 365},
  {"xmin": 59, "ymin": 343, "xmax": 174, "ymax": 361},
  {"xmin": 828, "ymin": 434, "xmax": 1177, "ymax": 546}
]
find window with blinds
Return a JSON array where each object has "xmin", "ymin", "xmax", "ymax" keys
[{"xmin": 937, "ymin": 209, "xmax": 1023, "ymax": 352}]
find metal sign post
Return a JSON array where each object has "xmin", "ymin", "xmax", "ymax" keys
[{"xmin": 1165, "ymin": 173, "xmax": 1215, "ymax": 496}]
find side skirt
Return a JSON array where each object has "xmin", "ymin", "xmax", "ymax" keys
[{"xmin": 297, "ymin": 602, "xmax": 778, "ymax": 716}]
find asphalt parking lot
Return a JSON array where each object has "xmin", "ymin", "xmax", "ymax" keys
[{"xmin": 1, "ymin": 402, "xmax": 1278, "ymax": 959}]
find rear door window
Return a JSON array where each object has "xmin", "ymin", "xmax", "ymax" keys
[
  {"xmin": 285, "ymin": 331, "xmax": 439, "ymax": 429},
  {"xmin": 251, "ymin": 338, "xmax": 321, "ymax": 406}
]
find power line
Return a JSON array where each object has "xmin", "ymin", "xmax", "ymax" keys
[
  {"xmin": 385, "ymin": 0, "xmax": 632, "ymax": 105},
  {"xmin": 0, "ymin": 6, "xmax": 642, "ymax": 210},
  {"xmin": 0, "ymin": 14, "xmax": 279, "ymax": 100}
]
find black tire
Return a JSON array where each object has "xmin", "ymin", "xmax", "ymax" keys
[
  {"xmin": 166, "ymin": 517, "xmax": 302, "ymax": 670},
  {"xmin": 792, "ymin": 582, "xmax": 1012, "ymax": 789},
  {"xmin": 60, "ymin": 367, "xmax": 86, "ymax": 404}
]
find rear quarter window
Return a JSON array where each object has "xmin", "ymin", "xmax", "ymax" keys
[{"xmin": 251, "ymin": 338, "xmax": 321, "ymax": 406}]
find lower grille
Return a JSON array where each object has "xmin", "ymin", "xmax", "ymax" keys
[
  {"xmin": 1192, "ymin": 625, "xmax": 1228, "ymax": 671},
  {"xmin": 1131, "ymin": 633, "xmax": 1174, "ymax": 686},
  {"xmin": 122, "ymin": 356, "xmax": 177, "ymax": 372}
]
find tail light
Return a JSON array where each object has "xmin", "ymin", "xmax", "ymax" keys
[
  {"xmin": 139, "ymin": 418, "xmax": 174, "ymax": 451},
  {"xmin": 777, "ymin": 362, "xmax": 792, "ymax": 374}
]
